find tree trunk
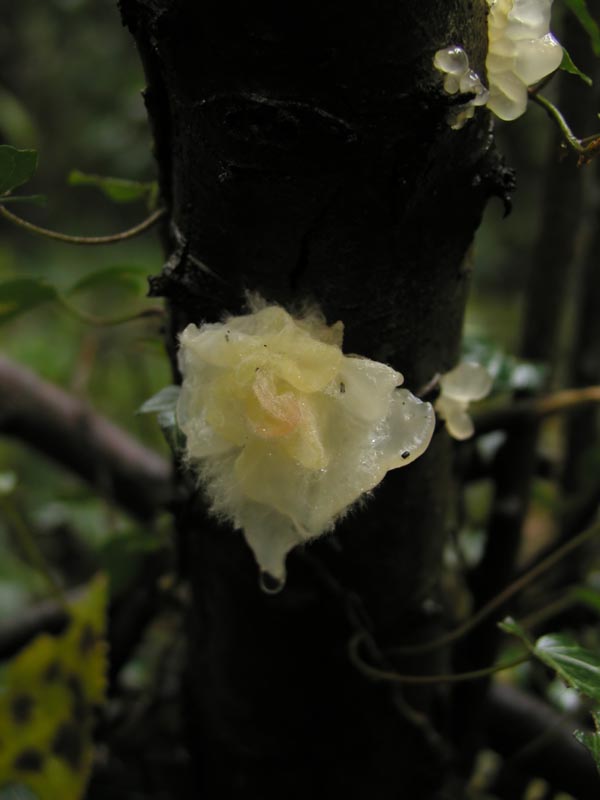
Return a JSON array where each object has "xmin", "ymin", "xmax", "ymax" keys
[{"xmin": 119, "ymin": 1, "xmax": 506, "ymax": 796}]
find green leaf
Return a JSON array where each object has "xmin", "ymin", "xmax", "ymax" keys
[
  {"xmin": 500, "ymin": 618, "xmax": 600, "ymax": 702},
  {"xmin": 536, "ymin": 634, "xmax": 600, "ymax": 702},
  {"xmin": 563, "ymin": 0, "xmax": 600, "ymax": 56},
  {"xmin": 138, "ymin": 385, "xmax": 181, "ymax": 415},
  {"xmin": 462, "ymin": 335, "xmax": 547, "ymax": 394},
  {"xmin": 138, "ymin": 386, "xmax": 185, "ymax": 452},
  {"xmin": 560, "ymin": 46, "xmax": 593, "ymax": 86},
  {"xmin": 68, "ymin": 170, "xmax": 157, "ymax": 204},
  {"xmin": 0, "ymin": 146, "xmax": 37, "ymax": 195},
  {"xmin": 67, "ymin": 265, "xmax": 149, "ymax": 297},
  {"xmin": 0, "ymin": 195, "xmax": 46, "ymax": 207},
  {"xmin": 0, "ymin": 472, "xmax": 17, "ymax": 496},
  {"xmin": 0, "ymin": 279, "xmax": 58, "ymax": 325},
  {"xmin": 0, "ymin": 786, "xmax": 40, "ymax": 800},
  {"xmin": 572, "ymin": 586, "xmax": 600, "ymax": 615},
  {"xmin": 575, "ymin": 710, "xmax": 600, "ymax": 775},
  {"xmin": 96, "ymin": 529, "xmax": 161, "ymax": 597}
]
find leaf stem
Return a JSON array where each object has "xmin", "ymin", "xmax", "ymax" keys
[
  {"xmin": 529, "ymin": 92, "xmax": 600, "ymax": 163},
  {"xmin": 391, "ymin": 521, "xmax": 600, "ymax": 656},
  {"xmin": 57, "ymin": 296, "xmax": 164, "ymax": 327},
  {"xmin": 0, "ymin": 204, "xmax": 166, "ymax": 245},
  {"xmin": 349, "ymin": 632, "xmax": 529, "ymax": 684}
]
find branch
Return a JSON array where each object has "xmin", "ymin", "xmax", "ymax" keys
[
  {"xmin": 473, "ymin": 385, "xmax": 600, "ymax": 435},
  {"xmin": 0, "ymin": 356, "xmax": 172, "ymax": 520},
  {"xmin": 486, "ymin": 682, "xmax": 600, "ymax": 799}
]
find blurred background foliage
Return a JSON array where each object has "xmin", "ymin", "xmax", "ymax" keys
[
  {"xmin": 1, "ymin": 1, "xmax": 600, "ymax": 798},
  {"xmin": 0, "ymin": 0, "xmax": 169, "ymax": 617}
]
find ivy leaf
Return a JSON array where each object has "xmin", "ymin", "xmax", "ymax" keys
[
  {"xmin": 560, "ymin": 46, "xmax": 593, "ymax": 86},
  {"xmin": 575, "ymin": 711, "xmax": 600, "ymax": 775},
  {"xmin": 67, "ymin": 265, "xmax": 149, "ymax": 298},
  {"xmin": 68, "ymin": 170, "xmax": 157, "ymax": 204},
  {"xmin": 563, "ymin": 0, "xmax": 600, "ymax": 56},
  {"xmin": 0, "ymin": 575, "xmax": 108, "ymax": 800},
  {"xmin": 500, "ymin": 618, "xmax": 600, "ymax": 702},
  {"xmin": 0, "ymin": 279, "xmax": 59, "ymax": 325},
  {"xmin": 0, "ymin": 146, "xmax": 37, "ymax": 195}
]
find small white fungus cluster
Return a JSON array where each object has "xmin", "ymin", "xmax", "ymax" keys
[
  {"xmin": 435, "ymin": 362, "xmax": 493, "ymax": 440},
  {"xmin": 177, "ymin": 301, "xmax": 435, "ymax": 584},
  {"xmin": 434, "ymin": 0, "xmax": 563, "ymax": 125},
  {"xmin": 433, "ymin": 47, "xmax": 490, "ymax": 130}
]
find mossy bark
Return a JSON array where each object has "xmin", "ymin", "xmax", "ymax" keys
[{"xmin": 119, "ymin": 1, "xmax": 506, "ymax": 796}]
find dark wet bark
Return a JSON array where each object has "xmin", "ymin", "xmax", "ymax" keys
[{"xmin": 119, "ymin": 1, "xmax": 505, "ymax": 796}]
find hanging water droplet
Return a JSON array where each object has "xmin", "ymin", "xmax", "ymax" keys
[{"xmin": 259, "ymin": 570, "xmax": 285, "ymax": 595}]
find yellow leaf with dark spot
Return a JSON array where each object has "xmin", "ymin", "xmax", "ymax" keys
[{"xmin": 0, "ymin": 575, "xmax": 108, "ymax": 799}]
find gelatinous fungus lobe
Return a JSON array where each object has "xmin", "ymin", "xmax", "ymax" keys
[{"xmin": 177, "ymin": 299, "xmax": 435, "ymax": 585}]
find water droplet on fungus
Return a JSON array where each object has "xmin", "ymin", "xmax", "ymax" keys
[{"xmin": 259, "ymin": 570, "xmax": 285, "ymax": 595}]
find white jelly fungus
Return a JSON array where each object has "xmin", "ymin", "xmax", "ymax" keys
[
  {"xmin": 177, "ymin": 300, "xmax": 435, "ymax": 585},
  {"xmin": 436, "ymin": 362, "xmax": 493, "ymax": 440},
  {"xmin": 434, "ymin": 0, "xmax": 562, "ymax": 126},
  {"xmin": 433, "ymin": 46, "xmax": 490, "ymax": 130},
  {"xmin": 486, "ymin": 0, "xmax": 563, "ymax": 120}
]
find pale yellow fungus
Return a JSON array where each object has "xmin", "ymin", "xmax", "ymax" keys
[
  {"xmin": 486, "ymin": 0, "xmax": 563, "ymax": 121},
  {"xmin": 436, "ymin": 362, "xmax": 493, "ymax": 440},
  {"xmin": 177, "ymin": 300, "xmax": 435, "ymax": 585}
]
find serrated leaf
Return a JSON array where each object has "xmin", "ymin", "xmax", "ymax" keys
[
  {"xmin": 0, "ymin": 279, "xmax": 58, "ymax": 325},
  {"xmin": 560, "ymin": 46, "xmax": 593, "ymax": 86},
  {"xmin": 500, "ymin": 617, "xmax": 600, "ymax": 702},
  {"xmin": 0, "ymin": 575, "xmax": 108, "ymax": 799},
  {"xmin": 563, "ymin": 0, "xmax": 600, "ymax": 56},
  {"xmin": 0, "ymin": 146, "xmax": 37, "ymax": 195},
  {"xmin": 67, "ymin": 265, "xmax": 149, "ymax": 297},
  {"xmin": 68, "ymin": 170, "xmax": 157, "ymax": 204},
  {"xmin": 138, "ymin": 385, "xmax": 180, "ymax": 415},
  {"xmin": 536, "ymin": 634, "xmax": 600, "ymax": 702},
  {"xmin": 575, "ymin": 710, "xmax": 600, "ymax": 775}
]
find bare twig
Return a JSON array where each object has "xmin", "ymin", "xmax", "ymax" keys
[
  {"xmin": 473, "ymin": 385, "xmax": 600, "ymax": 435},
  {"xmin": 0, "ymin": 356, "xmax": 172, "ymax": 520},
  {"xmin": 391, "ymin": 521, "xmax": 600, "ymax": 656},
  {"xmin": 349, "ymin": 631, "xmax": 528, "ymax": 684},
  {"xmin": 0, "ymin": 204, "xmax": 165, "ymax": 245}
]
